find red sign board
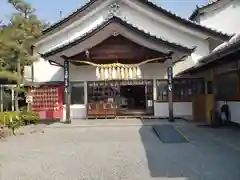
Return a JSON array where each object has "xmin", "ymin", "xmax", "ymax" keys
[{"xmin": 29, "ymin": 86, "xmax": 63, "ymax": 119}]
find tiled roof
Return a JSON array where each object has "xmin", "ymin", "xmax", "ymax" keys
[
  {"xmin": 42, "ymin": 16, "xmax": 194, "ymax": 58},
  {"xmin": 41, "ymin": 0, "xmax": 231, "ymax": 41},
  {"xmin": 180, "ymin": 33, "xmax": 240, "ymax": 74},
  {"xmin": 189, "ymin": 0, "xmax": 220, "ymax": 20},
  {"xmin": 142, "ymin": 0, "xmax": 230, "ymax": 39}
]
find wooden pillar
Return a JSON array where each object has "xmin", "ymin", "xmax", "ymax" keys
[
  {"xmin": 64, "ymin": 59, "xmax": 71, "ymax": 123},
  {"xmin": 167, "ymin": 56, "xmax": 174, "ymax": 122},
  {"xmin": 211, "ymin": 68, "xmax": 218, "ymax": 125}
]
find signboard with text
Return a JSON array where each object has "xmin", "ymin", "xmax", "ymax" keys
[
  {"xmin": 64, "ymin": 60, "xmax": 69, "ymax": 88},
  {"xmin": 167, "ymin": 66, "xmax": 173, "ymax": 92}
]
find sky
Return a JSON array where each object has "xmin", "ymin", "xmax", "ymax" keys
[{"xmin": 0, "ymin": 0, "xmax": 209, "ymax": 24}]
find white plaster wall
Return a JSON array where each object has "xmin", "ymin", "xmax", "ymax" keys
[
  {"xmin": 154, "ymin": 102, "xmax": 193, "ymax": 118},
  {"xmin": 121, "ymin": 2, "xmax": 209, "ymax": 57},
  {"xmin": 199, "ymin": 1, "xmax": 240, "ymax": 34},
  {"xmin": 24, "ymin": 57, "xmax": 64, "ymax": 82},
  {"xmin": 62, "ymin": 105, "xmax": 86, "ymax": 120},
  {"xmin": 217, "ymin": 101, "xmax": 240, "ymax": 124},
  {"xmin": 63, "ymin": 102, "xmax": 193, "ymax": 120},
  {"xmin": 36, "ymin": 0, "xmax": 112, "ymax": 53}
]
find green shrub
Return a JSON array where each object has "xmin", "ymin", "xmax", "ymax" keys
[
  {"xmin": 0, "ymin": 112, "xmax": 23, "ymax": 135},
  {"xmin": 0, "ymin": 111, "xmax": 40, "ymax": 135},
  {"xmin": 21, "ymin": 111, "xmax": 40, "ymax": 125}
]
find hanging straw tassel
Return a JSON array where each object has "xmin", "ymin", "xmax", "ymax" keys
[
  {"xmin": 96, "ymin": 67, "xmax": 100, "ymax": 80},
  {"xmin": 124, "ymin": 67, "xmax": 129, "ymax": 80},
  {"xmin": 104, "ymin": 68, "xmax": 109, "ymax": 80},
  {"xmin": 137, "ymin": 67, "xmax": 142, "ymax": 78},
  {"xmin": 129, "ymin": 67, "xmax": 133, "ymax": 79},
  {"xmin": 121, "ymin": 67, "xmax": 125, "ymax": 79},
  {"xmin": 132, "ymin": 67, "xmax": 137, "ymax": 79},
  {"xmin": 108, "ymin": 67, "xmax": 112, "ymax": 80},
  {"xmin": 112, "ymin": 67, "xmax": 116, "ymax": 79},
  {"xmin": 100, "ymin": 67, "xmax": 104, "ymax": 80},
  {"xmin": 117, "ymin": 66, "xmax": 120, "ymax": 79}
]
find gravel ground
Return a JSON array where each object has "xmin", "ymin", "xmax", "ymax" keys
[{"xmin": 0, "ymin": 120, "xmax": 240, "ymax": 180}]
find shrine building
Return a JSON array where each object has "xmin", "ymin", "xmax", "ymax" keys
[{"xmin": 24, "ymin": 0, "xmax": 239, "ymax": 123}]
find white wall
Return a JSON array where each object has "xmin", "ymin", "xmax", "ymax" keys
[
  {"xmin": 198, "ymin": 1, "xmax": 240, "ymax": 34},
  {"xmin": 154, "ymin": 102, "xmax": 193, "ymax": 118},
  {"xmin": 24, "ymin": 57, "xmax": 63, "ymax": 82},
  {"xmin": 62, "ymin": 105, "xmax": 86, "ymax": 120},
  {"xmin": 217, "ymin": 101, "xmax": 240, "ymax": 124},
  {"xmin": 121, "ymin": 2, "xmax": 209, "ymax": 57}
]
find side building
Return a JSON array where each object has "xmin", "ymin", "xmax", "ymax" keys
[{"xmin": 187, "ymin": 0, "xmax": 240, "ymax": 124}]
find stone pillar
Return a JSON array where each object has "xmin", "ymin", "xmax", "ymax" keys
[
  {"xmin": 64, "ymin": 59, "xmax": 71, "ymax": 124},
  {"xmin": 167, "ymin": 57, "xmax": 174, "ymax": 122}
]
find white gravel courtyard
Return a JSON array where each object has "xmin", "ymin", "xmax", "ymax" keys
[{"xmin": 1, "ymin": 120, "xmax": 240, "ymax": 180}]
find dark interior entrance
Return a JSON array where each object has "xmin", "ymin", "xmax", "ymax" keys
[
  {"xmin": 118, "ymin": 85, "xmax": 147, "ymax": 116},
  {"xmin": 120, "ymin": 85, "xmax": 146, "ymax": 109}
]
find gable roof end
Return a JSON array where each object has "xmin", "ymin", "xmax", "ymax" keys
[
  {"xmin": 41, "ymin": 0, "xmax": 231, "ymax": 41},
  {"xmin": 42, "ymin": 16, "xmax": 195, "ymax": 58}
]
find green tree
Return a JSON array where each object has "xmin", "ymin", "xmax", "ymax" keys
[{"xmin": 0, "ymin": 0, "xmax": 46, "ymax": 111}]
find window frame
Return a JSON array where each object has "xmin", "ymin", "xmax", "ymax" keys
[
  {"xmin": 70, "ymin": 81, "xmax": 85, "ymax": 105},
  {"xmin": 156, "ymin": 78, "xmax": 204, "ymax": 102}
]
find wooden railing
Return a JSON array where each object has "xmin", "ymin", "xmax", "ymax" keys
[{"xmin": 87, "ymin": 102, "xmax": 117, "ymax": 118}]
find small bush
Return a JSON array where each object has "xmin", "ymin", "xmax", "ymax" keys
[
  {"xmin": 21, "ymin": 111, "xmax": 40, "ymax": 125},
  {"xmin": 0, "ymin": 111, "xmax": 40, "ymax": 135}
]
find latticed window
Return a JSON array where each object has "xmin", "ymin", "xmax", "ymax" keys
[
  {"xmin": 156, "ymin": 78, "xmax": 204, "ymax": 102},
  {"xmin": 156, "ymin": 80, "xmax": 168, "ymax": 102},
  {"xmin": 87, "ymin": 81, "xmax": 118, "ymax": 103}
]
